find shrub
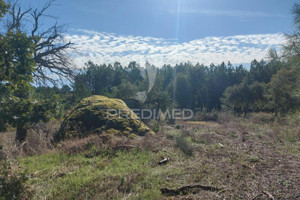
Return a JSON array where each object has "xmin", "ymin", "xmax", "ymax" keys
[
  {"xmin": 175, "ymin": 124, "xmax": 181, "ymax": 129},
  {"xmin": 217, "ymin": 111, "xmax": 235, "ymax": 123},
  {"xmin": 194, "ymin": 109, "xmax": 218, "ymax": 121},
  {"xmin": 175, "ymin": 135, "xmax": 194, "ymax": 156},
  {"xmin": 0, "ymin": 121, "xmax": 59, "ymax": 159},
  {"xmin": 153, "ymin": 122, "xmax": 160, "ymax": 133},
  {"xmin": 251, "ymin": 112, "xmax": 274, "ymax": 124},
  {"xmin": 0, "ymin": 160, "xmax": 29, "ymax": 199}
]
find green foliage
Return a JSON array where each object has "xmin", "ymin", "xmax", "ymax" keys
[
  {"xmin": 175, "ymin": 73, "xmax": 192, "ymax": 108},
  {"xmin": 111, "ymin": 80, "xmax": 137, "ymax": 100},
  {"xmin": 0, "ymin": 0, "xmax": 9, "ymax": 18},
  {"xmin": 283, "ymin": 3, "xmax": 300, "ymax": 70},
  {"xmin": 73, "ymin": 74, "xmax": 92, "ymax": 103},
  {"xmin": 249, "ymin": 59, "xmax": 279, "ymax": 83},
  {"xmin": 0, "ymin": 31, "xmax": 35, "ymax": 82},
  {"xmin": 269, "ymin": 68, "xmax": 298, "ymax": 115},
  {"xmin": 0, "ymin": 160, "xmax": 29, "ymax": 200},
  {"xmin": 74, "ymin": 61, "xmax": 249, "ymax": 111},
  {"xmin": 175, "ymin": 134, "xmax": 194, "ymax": 156},
  {"xmin": 73, "ymin": 58, "xmax": 295, "ymax": 116},
  {"xmin": 195, "ymin": 108, "xmax": 219, "ymax": 121},
  {"xmin": 0, "ymin": 26, "xmax": 59, "ymax": 142},
  {"xmin": 18, "ymin": 150, "xmax": 164, "ymax": 199},
  {"xmin": 152, "ymin": 121, "xmax": 161, "ymax": 133},
  {"xmin": 222, "ymin": 79, "xmax": 265, "ymax": 116},
  {"xmin": 0, "ymin": 31, "xmax": 35, "ymax": 135},
  {"xmin": 145, "ymin": 69, "xmax": 172, "ymax": 111},
  {"xmin": 34, "ymin": 85, "xmax": 72, "ymax": 119}
]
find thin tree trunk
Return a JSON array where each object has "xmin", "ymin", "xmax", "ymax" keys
[
  {"xmin": 15, "ymin": 126, "xmax": 27, "ymax": 144},
  {"xmin": 243, "ymin": 105, "xmax": 248, "ymax": 118}
]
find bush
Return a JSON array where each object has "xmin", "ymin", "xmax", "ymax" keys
[
  {"xmin": 0, "ymin": 121, "xmax": 59, "ymax": 159},
  {"xmin": 0, "ymin": 160, "xmax": 29, "ymax": 199},
  {"xmin": 217, "ymin": 111, "xmax": 235, "ymax": 123},
  {"xmin": 194, "ymin": 109, "xmax": 218, "ymax": 121},
  {"xmin": 175, "ymin": 135, "xmax": 194, "ymax": 156},
  {"xmin": 251, "ymin": 112, "xmax": 274, "ymax": 124}
]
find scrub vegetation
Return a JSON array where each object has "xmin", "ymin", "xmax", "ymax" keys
[{"xmin": 0, "ymin": 1, "xmax": 300, "ymax": 199}]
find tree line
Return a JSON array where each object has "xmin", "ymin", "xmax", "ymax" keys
[{"xmin": 70, "ymin": 55, "xmax": 298, "ymax": 117}]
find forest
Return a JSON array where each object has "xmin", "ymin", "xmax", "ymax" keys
[{"xmin": 0, "ymin": 0, "xmax": 300, "ymax": 199}]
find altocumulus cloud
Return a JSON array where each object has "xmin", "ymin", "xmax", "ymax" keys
[{"xmin": 64, "ymin": 29, "xmax": 285, "ymax": 68}]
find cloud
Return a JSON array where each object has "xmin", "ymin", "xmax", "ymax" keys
[{"xmin": 65, "ymin": 29, "xmax": 285, "ymax": 68}]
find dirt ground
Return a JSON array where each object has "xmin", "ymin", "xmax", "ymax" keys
[{"xmin": 164, "ymin": 116, "xmax": 300, "ymax": 199}]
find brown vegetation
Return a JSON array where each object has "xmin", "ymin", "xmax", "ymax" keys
[{"xmin": 0, "ymin": 112, "xmax": 299, "ymax": 199}]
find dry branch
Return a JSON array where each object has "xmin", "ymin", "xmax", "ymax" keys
[
  {"xmin": 262, "ymin": 190, "xmax": 275, "ymax": 200},
  {"xmin": 161, "ymin": 184, "xmax": 222, "ymax": 196},
  {"xmin": 159, "ymin": 157, "xmax": 169, "ymax": 165},
  {"xmin": 6, "ymin": 0, "xmax": 75, "ymax": 85}
]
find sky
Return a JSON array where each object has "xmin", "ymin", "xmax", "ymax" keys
[{"xmin": 21, "ymin": 0, "xmax": 297, "ymax": 67}]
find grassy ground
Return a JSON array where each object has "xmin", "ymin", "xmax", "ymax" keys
[{"xmin": 1, "ymin": 112, "xmax": 300, "ymax": 199}]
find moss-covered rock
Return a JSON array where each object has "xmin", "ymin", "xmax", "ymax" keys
[{"xmin": 55, "ymin": 95, "xmax": 154, "ymax": 141}]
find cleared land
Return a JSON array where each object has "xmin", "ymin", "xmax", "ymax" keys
[{"xmin": 0, "ymin": 113, "xmax": 300, "ymax": 199}]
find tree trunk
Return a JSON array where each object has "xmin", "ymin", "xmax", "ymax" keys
[
  {"xmin": 243, "ymin": 104, "xmax": 249, "ymax": 118},
  {"xmin": 244, "ymin": 111, "xmax": 248, "ymax": 118},
  {"xmin": 15, "ymin": 126, "xmax": 27, "ymax": 144}
]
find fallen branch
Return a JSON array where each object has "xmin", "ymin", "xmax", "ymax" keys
[
  {"xmin": 161, "ymin": 184, "xmax": 222, "ymax": 196},
  {"xmin": 116, "ymin": 145, "xmax": 136, "ymax": 150},
  {"xmin": 262, "ymin": 190, "xmax": 275, "ymax": 200},
  {"xmin": 159, "ymin": 157, "xmax": 169, "ymax": 165}
]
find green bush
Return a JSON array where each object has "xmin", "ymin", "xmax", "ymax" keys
[
  {"xmin": 0, "ymin": 160, "xmax": 29, "ymax": 200},
  {"xmin": 194, "ymin": 109, "xmax": 218, "ymax": 121},
  {"xmin": 175, "ymin": 135, "xmax": 194, "ymax": 156}
]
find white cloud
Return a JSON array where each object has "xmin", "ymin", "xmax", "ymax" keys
[{"xmin": 66, "ymin": 29, "xmax": 285, "ymax": 68}]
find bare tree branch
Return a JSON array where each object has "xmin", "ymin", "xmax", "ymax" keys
[{"xmin": 5, "ymin": 0, "xmax": 75, "ymax": 86}]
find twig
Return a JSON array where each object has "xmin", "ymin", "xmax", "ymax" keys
[
  {"xmin": 161, "ymin": 184, "xmax": 222, "ymax": 196},
  {"xmin": 262, "ymin": 190, "xmax": 275, "ymax": 200},
  {"xmin": 116, "ymin": 145, "xmax": 136, "ymax": 150},
  {"xmin": 159, "ymin": 157, "xmax": 169, "ymax": 165}
]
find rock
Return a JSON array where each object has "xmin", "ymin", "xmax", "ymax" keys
[{"xmin": 55, "ymin": 95, "xmax": 154, "ymax": 141}]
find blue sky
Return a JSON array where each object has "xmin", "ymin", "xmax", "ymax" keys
[{"xmin": 21, "ymin": 0, "xmax": 297, "ymax": 67}]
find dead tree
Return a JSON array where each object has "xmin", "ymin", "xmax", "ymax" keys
[{"xmin": 5, "ymin": 0, "xmax": 75, "ymax": 85}]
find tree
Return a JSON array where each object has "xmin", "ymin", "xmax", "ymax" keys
[
  {"xmin": 284, "ymin": 3, "xmax": 300, "ymax": 62},
  {"xmin": 189, "ymin": 64, "xmax": 208, "ymax": 109},
  {"xmin": 0, "ymin": 0, "xmax": 9, "ymax": 18},
  {"xmin": 3, "ymin": 0, "xmax": 74, "ymax": 85},
  {"xmin": 276, "ymin": 3, "xmax": 300, "ymax": 113},
  {"xmin": 72, "ymin": 74, "xmax": 91, "ymax": 103},
  {"xmin": 111, "ymin": 80, "xmax": 137, "ymax": 100},
  {"xmin": 222, "ymin": 80, "xmax": 265, "ymax": 116},
  {"xmin": 145, "ymin": 70, "xmax": 172, "ymax": 111},
  {"xmin": 249, "ymin": 59, "xmax": 279, "ymax": 83},
  {"xmin": 269, "ymin": 69, "xmax": 298, "ymax": 116},
  {"xmin": 0, "ymin": 30, "xmax": 58, "ymax": 143},
  {"xmin": 175, "ymin": 74, "xmax": 192, "ymax": 109},
  {"xmin": 0, "ymin": 1, "xmax": 65, "ymax": 143}
]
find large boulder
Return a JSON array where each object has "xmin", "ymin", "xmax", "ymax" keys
[{"xmin": 56, "ymin": 95, "xmax": 153, "ymax": 141}]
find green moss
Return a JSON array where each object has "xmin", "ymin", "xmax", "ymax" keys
[{"xmin": 56, "ymin": 95, "xmax": 154, "ymax": 141}]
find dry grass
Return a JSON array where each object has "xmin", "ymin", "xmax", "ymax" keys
[
  {"xmin": 0, "ymin": 121, "xmax": 60, "ymax": 159},
  {"xmin": 1, "ymin": 112, "xmax": 300, "ymax": 199},
  {"xmin": 167, "ymin": 113, "xmax": 300, "ymax": 199}
]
